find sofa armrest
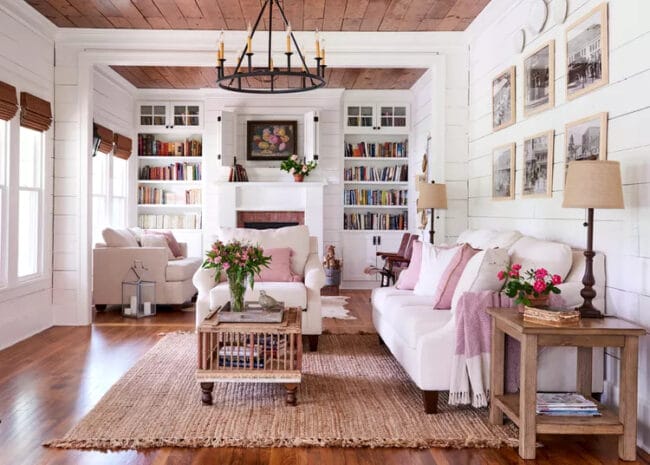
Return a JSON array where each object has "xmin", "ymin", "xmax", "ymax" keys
[
  {"xmin": 178, "ymin": 242, "xmax": 188, "ymax": 258},
  {"xmin": 192, "ymin": 266, "xmax": 216, "ymax": 295},
  {"xmin": 304, "ymin": 252, "xmax": 326, "ymax": 290}
]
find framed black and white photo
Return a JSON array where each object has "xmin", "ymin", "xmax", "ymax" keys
[
  {"xmin": 566, "ymin": 3, "xmax": 609, "ymax": 100},
  {"xmin": 523, "ymin": 130, "xmax": 554, "ymax": 197},
  {"xmin": 492, "ymin": 67, "xmax": 516, "ymax": 131},
  {"xmin": 565, "ymin": 112, "xmax": 608, "ymax": 182},
  {"xmin": 523, "ymin": 41, "xmax": 555, "ymax": 116},
  {"xmin": 492, "ymin": 143, "xmax": 516, "ymax": 200}
]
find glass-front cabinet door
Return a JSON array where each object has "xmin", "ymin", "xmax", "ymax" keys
[
  {"xmin": 345, "ymin": 105, "xmax": 375, "ymax": 131},
  {"xmin": 379, "ymin": 105, "xmax": 408, "ymax": 129},
  {"xmin": 172, "ymin": 104, "xmax": 201, "ymax": 128},
  {"xmin": 139, "ymin": 103, "xmax": 168, "ymax": 129}
]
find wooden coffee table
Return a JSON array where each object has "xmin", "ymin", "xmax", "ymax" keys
[{"xmin": 196, "ymin": 307, "xmax": 302, "ymax": 406}]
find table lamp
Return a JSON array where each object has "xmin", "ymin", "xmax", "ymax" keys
[
  {"xmin": 562, "ymin": 160, "xmax": 624, "ymax": 318},
  {"xmin": 417, "ymin": 181, "xmax": 447, "ymax": 244}
]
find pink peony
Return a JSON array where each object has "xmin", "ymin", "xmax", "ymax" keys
[
  {"xmin": 497, "ymin": 270, "xmax": 506, "ymax": 280},
  {"xmin": 552, "ymin": 274, "xmax": 562, "ymax": 285},
  {"xmin": 533, "ymin": 279, "xmax": 546, "ymax": 293},
  {"xmin": 511, "ymin": 263, "xmax": 522, "ymax": 272},
  {"xmin": 222, "ymin": 263, "xmax": 230, "ymax": 271},
  {"xmin": 509, "ymin": 271, "xmax": 519, "ymax": 278},
  {"xmin": 535, "ymin": 268, "xmax": 548, "ymax": 279}
]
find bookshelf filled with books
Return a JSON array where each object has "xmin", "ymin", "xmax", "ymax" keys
[{"xmin": 136, "ymin": 132, "xmax": 204, "ymax": 247}]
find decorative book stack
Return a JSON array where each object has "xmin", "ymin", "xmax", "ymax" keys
[
  {"xmin": 536, "ymin": 393, "xmax": 600, "ymax": 416},
  {"xmin": 523, "ymin": 306, "xmax": 580, "ymax": 326}
]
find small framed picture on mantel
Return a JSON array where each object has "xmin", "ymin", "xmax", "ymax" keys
[{"xmin": 246, "ymin": 120, "xmax": 298, "ymax": 161}]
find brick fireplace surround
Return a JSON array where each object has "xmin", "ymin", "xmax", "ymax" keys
[{"xmin": 236, "ymin": 211, "xmax": 305, "ymax": 228}]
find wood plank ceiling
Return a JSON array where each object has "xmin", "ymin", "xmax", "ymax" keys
[
  {"xmin": 110, "ymin": 66, "xmax": 428, "ymax": 90},
  {"xmin": 25, "ymin": 0, "xmax": 490, "ymax": 31}
]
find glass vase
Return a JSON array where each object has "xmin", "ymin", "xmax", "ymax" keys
[{"xmin": 228, "ymin": 272, "xmax": 248, "ymax": 312}]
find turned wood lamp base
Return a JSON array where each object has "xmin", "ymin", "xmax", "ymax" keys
[{"xmin": 577, "ymin": 208, "xmax": 603, "ymax": 319}]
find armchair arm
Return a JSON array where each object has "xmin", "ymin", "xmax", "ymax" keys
[
  {"xmin": 178, "ymin": 242, "xmax": 188, "ymax": 258},
  {"xmin": 192, "ymin": 266, "xmax": 217, "ymax": 295},
  {"xmin": 304, "ymin": 252, "xmax": 326, "ymax": 291}
]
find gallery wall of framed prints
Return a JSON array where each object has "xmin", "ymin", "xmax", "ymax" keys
[{"xmin": 489, "ymin": 2, "xmax": 610, "ymax": 203}]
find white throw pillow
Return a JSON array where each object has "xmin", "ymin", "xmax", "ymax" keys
[
  {"xmin": 508, "ymin": 236, "xmax": 573, "ymax": 280},
  {"xmin": 141, "ymin": 234, "xmax": 174, "ymax": 259},
  {"xmin": 102, "ymin": 227, "xmax": 139, "ymax": 248},
  {"xmin": 215, "ymin": 225, "xmax": 310, "ymax": 276},
  {"xmin": 450, "ymin": 248, "xmax": 509, "ymax": 311},
  {"xmin": 128, "ymin": 226, "xmax": 145, "ymax": 245},
  {"xmin": 413, "ymin": 243, "xmax": 461, "ymax": 296}
]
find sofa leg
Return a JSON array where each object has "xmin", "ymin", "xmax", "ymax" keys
[
  {"xmin": 307, "ymin": 335, "xmax": 319, "ymax": 352},
  {"xmin": 422, "ymin": 390, "xmax": 439, "ymax": 414},
  {"xmin": 94, "ymin": 304, "xmax": 107, "ymax": 311}
]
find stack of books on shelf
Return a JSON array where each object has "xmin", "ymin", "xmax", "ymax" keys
[
  {"xmin": 137, "ymin": 213, "xmax": 202, "ymax": 229},
  {"xmin": 138, "ymin": 134, "xmax": 202, "ymax": 157},
  {"xmin": 217, "ymin": 345, "xmax": 264, "ymax": 369},
  {"xmin": 344, "ymin": 140, "xmax": 408, "ymax": 158},
  {"xmin": 536, "ymin": 393, "xmax": 600, "ymax": 416},
  {"xmin": 344, "ymin": 188, "xmax": 408, "ymax": 206},
  {"xmin": 344, "ymin": 164, "xmax": 408, "ymax": 182},
  {"xmin": 139, "ymin": 163, "xmax": 201, "ymax": 181},
  {"xmin": 138, "ymin": 186, "xmax": 201, "ymax": 205},
  {"xmin": 344, "ymin": 212, "xmax": 408, "ymax": 231},
  {"xmin": 228, "ymin": 162, "xmax": 249, "ymax": 182}
]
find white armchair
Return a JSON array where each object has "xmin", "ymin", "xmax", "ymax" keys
[{"xmin": 193, "ymin": 226, "xmax": 325, "ymax": 350}]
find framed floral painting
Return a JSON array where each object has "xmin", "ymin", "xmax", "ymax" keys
[{"xmin": 247, "ymin": 120, "xmax": 297, "ymax": 161}]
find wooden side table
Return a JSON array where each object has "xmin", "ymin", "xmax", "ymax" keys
[{"xmin": 487, "ymin": 308, "xmax": 645, "ymax": 461}]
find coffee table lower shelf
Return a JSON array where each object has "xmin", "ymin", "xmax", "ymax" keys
[{"xmin": 493, "ymin": 394, "xmax": 624, "ymax": 435}]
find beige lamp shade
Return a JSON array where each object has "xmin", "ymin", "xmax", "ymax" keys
[
  {"xmin": 418, "ymin": 182, "xmax": 448, "ymax": 209},
  {"xmin": 562, "ymin": 160, "xmax": 624, "ymax": 209}
]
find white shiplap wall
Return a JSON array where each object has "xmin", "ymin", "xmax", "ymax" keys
[
  {"xmin": 0, "ymin": 3, "xmax": 55, "ymax": 350},
  {"xmin": 466, "ymin": 0, "xmax": 650, "ymax": 450}
]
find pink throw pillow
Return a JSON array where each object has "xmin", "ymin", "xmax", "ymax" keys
[
  {"xmin": 432, "ymin": 243, "xmax": 480, "ymax": 309},
  {"xmin": 395, "ymin": 241, "xmax": 422, "ymax": 290},
  {"xmin": 145, "ymin": 230, "xmax": 183, "ymax": 258},
  {"xmin": 256, "ymin": 248, "xmax": 300, "ymax": 282}
]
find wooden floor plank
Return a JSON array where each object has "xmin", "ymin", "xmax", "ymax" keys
[{"xmin": 0, "ymin": 289, "xmax": 648, "ymax": 464}]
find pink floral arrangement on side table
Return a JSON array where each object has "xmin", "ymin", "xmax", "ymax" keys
[{"xmin": 497, "ymin": 263, "xmax": 563, "ymax": 306}]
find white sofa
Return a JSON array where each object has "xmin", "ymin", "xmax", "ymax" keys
[
  {"xmin": 192, "ymin": 225, "xmax": 326, "ymax": 350},
  {"xmin": 93, "ymin": 241, "xmax": 202, "ymax": 309},
  {"xmin": 372, "ymin": 229, "xmax": 606, "ymax": 413}
]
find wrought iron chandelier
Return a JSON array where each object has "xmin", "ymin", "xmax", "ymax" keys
[{"xmin": 215, "ymin": 0, "xmax": 326, "ymax": 94}]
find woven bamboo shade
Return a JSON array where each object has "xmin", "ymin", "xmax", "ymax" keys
[
  {"xmin": 0, "ymin": 81, "xmax": 18, "ymax": 121},
  {"xmin": 20, "ymin": 92, "xmax": 52, "ymax": 132},
  {"xmin": 113, "ymin": 133, "xmax": 132, "ymax": 159},
  {"xmin": 94, "ymin": 123, "xmax": 114, "ymax": 154}
]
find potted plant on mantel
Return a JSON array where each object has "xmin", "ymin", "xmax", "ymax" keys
[
  {"xmin": 280, "ymin": 155, "xmax": 317, "ymax": 182},
  {"xmin": 497, "ymin": 263, "xmax": 563, "ymax": 311}
]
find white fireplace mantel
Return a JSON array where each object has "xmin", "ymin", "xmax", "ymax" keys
[{"xmin": 204, "ymin": 181, "xmax": 327, "ymax": 256}]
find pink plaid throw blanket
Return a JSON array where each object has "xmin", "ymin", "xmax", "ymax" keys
[{"xmin": 449, "ymin": 291, "xmax": 563, "ymax": 408}]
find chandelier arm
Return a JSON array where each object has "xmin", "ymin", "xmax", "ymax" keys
[
  {"xmin": 275, "ymin": 0, "xmax": 312, "ymax": 76},
  {"xmin": 228, "ymin": 0, "xmax": 270, "ymax": 87}
]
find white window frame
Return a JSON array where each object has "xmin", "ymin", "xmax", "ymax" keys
[
  {"xmin": 0, "ymin": 120, "xmax": 7, "ymax": 287},
  {"xmin": 92, "ymin": 150, "xmax": 129, "ymax": 244}
]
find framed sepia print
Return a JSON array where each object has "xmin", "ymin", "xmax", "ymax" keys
[
  {"xmin": 523, "ymin": 130, "xmax": 554, "ymax": 197},
  {"xmin": 492, "ymin": 143, "xmax": 516, "ymax": 200},
  {"xmin": 523, "ymin": 41, "xmax": 555, "ymax": 117},
  {"xmin": 566, "ymin": 3, "xmax": 609, "ymax": 100},
  {"xmin": 492, "ymin": 66, "xmax": 516, "ymax": 131},
  {"xmin": 246, "ymin": 120, "xmax": 298, "ymax": 161},
  {"xmin": 565, "ymin": 112, "xmax": 608, "ymax": 183}
]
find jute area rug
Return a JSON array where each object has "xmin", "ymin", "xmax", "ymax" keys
[{"xmin": 46, "ymin": 334, "xmax": 518, "ymax": 450}]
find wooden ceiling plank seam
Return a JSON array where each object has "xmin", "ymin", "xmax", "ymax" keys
[
  {"xmin": 45, "ymin": 0, "xmax": 83, "ymax": 17},
  {"xmin": 359, "ymin": 0, "xmax": 390, "ymax": 32},
  {"xmin": 90, "ymin": 0, "xmax": 123, "ymax": 18},
  {"xmin": 194, "ymin": 0, "xmax": 227, "ymax": 29},
  {"xmin": 174, "ymin": 0, "xmax": 204, "ymax": 19},
  {"xmin": 65, "ymin": 0, "xmax": 114, "ymax": 27},
  {"xmin": 340, "ymin": 18, "xmax": 361, "ymax": 30},
  {"xmin": 237, "ymin": 0, "xmax": 264, "ymax": 30},
  {"xmin": 129, "ymin": 0, "xmax": 172, "ymax": 28},
  {"xmin": 343, "ymin": 0, "xmax": 369, "ymax": 19},
  {"xmin": 282, "ymin": 0, "xmax": 304, "ymax": 31},
  {"xmin": 322, "ymin": 0, "xmax": 347, "ymax": 31},
  {"xmin": 105, "ymin": 0, "xmax": 151, "ymax": 28},
  {"xmin": 105, "ymin": 15, "xmax": 134, "ymax": 27},
  {"xmin": 424, "ymin": 0, "xmax": 455, "ymax": 20},
  {"xmin": 150, "ymin": 0, "xmax": 189, "ymax": 28},
  {"xmin": 398, "ymin": 0, "xmax": 433, "ymax": 30}
]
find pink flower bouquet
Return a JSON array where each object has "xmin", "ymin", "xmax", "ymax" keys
[{"xmin": 497, "ymin": 263, "xmax": 562, "ymax": 306}]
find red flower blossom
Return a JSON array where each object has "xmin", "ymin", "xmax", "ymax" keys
[
  {"xmin": 497, "ymin": 270, "xmax": 506, "ymax": 280},
  {"xmin": 535, "ymin": 268, "xmax": 548, "ymax": 279},
  {"xmin": 533, "ymin": 279, "xmax": 546, "ymax": 293},
  {"xmin": 511, "ymin": 263, "xmax": 522, "ymax": 272},
  {"xmin": 552, "ymin": 274, "xmax": 562, "ymax": 285}
]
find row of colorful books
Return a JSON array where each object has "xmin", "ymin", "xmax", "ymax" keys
[
  {"xmin": 344, "ymin": 164, "xmax": 408, "ymax": 182},
  {"xmin": 344, "ymin": 212, "xmax": 408, "ymax": 231},
  {"xmin": 137, "ymin": 187, "xmax": 201, "ymax": 205},
  {"xmin": 137, "ymin": 134, "xmax": 202, "ymax": 157},
  {"xmin": 139, "ymin": 163, "xmax": 201, "ymax": 181},
  {"xmin": 344, "ymin": 140, "xmax": 408, "ymax": 158},
  {"xmin": 137, "ymin": 213, "xmax": 201, "ymax": 229},
  {"xmin": 536, "ymin": 393, "xmax": 600, "ymax": 416},
  {"xmin": 344, "ymin": 189, "xmax": 408, "ymax": 206}
]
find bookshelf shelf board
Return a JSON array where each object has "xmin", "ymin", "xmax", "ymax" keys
[
  {"xmin": 137, "ymin": 204, "xmax": 202, "ymax": 208},
  {"xmin": 343, "ymin": 157, "xmax": 408, "ymax": 162},
  {"xmin": 137, "ymin": 156, "xmax": 202, "ymax": 161},
  {"xmin": 343, "ymin": 229, "xmax": 410, "ymax": 234},
  {"xmin": 145, "ymin": 228, "xmax": 202, "ymax": 233},
  {"xmin": 343, "ymin": 205, "xmax": 408, "ymax": 209},
  {"xmin": 344, "ymin": 181, "xmax": 408, "ymax": 185},
  {"xmin": 137, "ymin": 180, "xmax": 202, "ymax": 185}
]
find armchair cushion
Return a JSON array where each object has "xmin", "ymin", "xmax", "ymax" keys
[
  {"xmin": 102, "ymin": 227, "xmax": 139, "ymax": 247},
  {"xmin": 145, "ymin": 229, "xmax": 183, "ymax": 257},
  {"xmin": 166, "ymin": 257, "xmax": 204, "ymax": 282},
  {"xmin": 256, "ymin": 248, "xmax": 300, "ymax": 282}
]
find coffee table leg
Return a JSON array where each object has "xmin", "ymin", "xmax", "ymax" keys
[
  {"xmin": 200, "ymin": 382, "xmax": 214, "ymax": 405},
  {"xmin": 284, "ymin": 383, "xmax": 298, "ymax": 406}
]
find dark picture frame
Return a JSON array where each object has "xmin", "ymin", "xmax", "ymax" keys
[
  {"xmin": 246, "ymin": 120, "xmax": 298, "ymax": 161},
  {"xmin": 492, "ymin": 66, "xmax": 516, "ymax": 131},
  {"xmin": 523, "ymin": 40, "xmax": 555, "ymax": 117},
  {"xmin": 566, "ymin": 3, "xmax": 609, "ymax": 100}
]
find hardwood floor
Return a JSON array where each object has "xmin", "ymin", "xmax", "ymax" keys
[{"xmin": 1, "ymin": 289, "xmax": 648, "ymax": 465}]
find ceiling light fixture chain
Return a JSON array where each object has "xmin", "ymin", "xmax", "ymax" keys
[{"xmin": 216, "ymin": 0, "xmax": 326, "ymax": 94}]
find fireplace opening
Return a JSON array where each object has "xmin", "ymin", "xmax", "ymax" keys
[{"xmin": 244, "ymin": 221, "xmax": 299, "ymax": 230}]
